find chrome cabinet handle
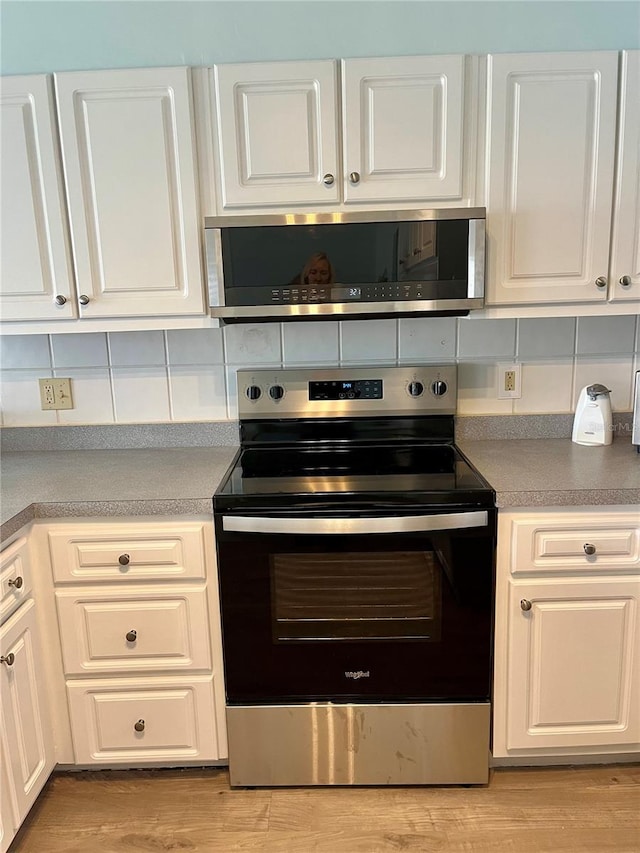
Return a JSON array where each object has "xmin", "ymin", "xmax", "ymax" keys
[
  {"xmin": 126, "ymin": 630, "xmax": 137, "ymax": 642},
  {"xmin": 118, "ymin": 554, "xmax": 130, "ymax": 566},
  {"xmin": 323, "ymin": 173, "xmax": 335, "ymax": 186},
  {"xmin": 78, "ymin": 294, "xmax": 90, "ymax": 305},
  {"xmin": 584, "ymin": 543, "xmax": 596, "ymax": 556},
  {"xmin": 7, "ymin": 577, "xmax": 23, "ymax": 589},
  {"xmin": 1, "ymin": 653, "xmax": 15, "ymax": 666},
  {"xmin": 520, "ymin": 599, "xmax": 532, "ymax": 612},
  {"xmin": 134, "ymin": 719, "xmax": 145, "ymax": 732},
  {"xmin": 619, "ymin": 275, "xmax": 632, "ymax": 288},
  {"xmin": 595, "ymin": 276, "xmax": 607, "ymax": 289},
  {"xmin": 349, "ymin": 171, "xmax": 360, "ymax": 185},
  {"xmin": 54, "ymin": 294, "xmax": 67, "ymax": 306}
]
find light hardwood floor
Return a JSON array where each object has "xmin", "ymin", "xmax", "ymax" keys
[{"xmin": 10, "ymin": 764, "xmax": 640, "ymax": 853}]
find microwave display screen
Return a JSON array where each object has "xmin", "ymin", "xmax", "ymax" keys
[{"xmin": 219, "ymin": 219, "xmax": 472, "ymax": 307}]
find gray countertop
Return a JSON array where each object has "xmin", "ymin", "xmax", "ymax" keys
[{"xmin": 1, "ymin": 437, "xmax": 639, "ymax": 542}]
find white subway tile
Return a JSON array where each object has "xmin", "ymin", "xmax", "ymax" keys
[
  {"xmin": 574, "ymin": 357, "xmax": 635, "ymax": 411},
  {"xmin": 515, "ymin": 361, "xmax": 574, "ymax": 414},
  {"xmin": 51, "ymin": 333, "xmax": 108, "ymax": 368},
  {"xmin": 283, "ymin": 322, "xmax": 339, "ymax": 365},
  {"xmin": 223, "ymin": 324, "xmax": 281, "ymax": 365},
  {"xmin": 576, "ymin": 316, "xmax": 637, "ymax": 355},
  {"xmin": 457, "ymin": 318, "xmax": 516, "ymax": 360},
  {"xmin": 225, "ymin": 365, "xmax": 240, "ymax": 420},
  {"xmin": 0, "ymin": 334, "xmax": 51, "ymax": 369},
  {"xmin": 111, "ymin": 367, "xmax": 170, "ymax": 422},
  {"xmin": 0, "ymin": 370, "xmax": 57, "ymax": 426},
  {"xmin": 341, "ymin": 319, "xmax": 397, "ymax": 363},
  {"xmin": 108, "ymin": 331, "xmax": 166, "ymax": 366},
  {"xmin": 517, "ymin": 318, "xmax": 576, "ymax": 359},
  {"xmin": 457, "ymin": 363, "xmax": 514, "ymax": 415},
  {"xmin": 166, "ymin": 328, "xmax": 224, "ymax": 365},
  {"xmin": 398, "ymin": 318, "xmax": 456, "ymax": 361},
  {"xmin": 168, "ymin": 366, "xmax": 228, "ymax": 421},
  {"xmin": 53, "ymin": 368, "xmax": 114, "ymax": 424}
]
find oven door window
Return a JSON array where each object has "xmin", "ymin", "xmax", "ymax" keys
[{"xmin": 271, "ymin": 551, "xmax": 441, "ymax": 642}]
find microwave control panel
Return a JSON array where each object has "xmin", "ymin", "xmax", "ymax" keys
[{"xmin": 270, "ymin": 284, "xmax": 433, "ymax": 304}]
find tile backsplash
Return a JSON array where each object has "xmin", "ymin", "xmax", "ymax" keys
[{"xmin": 1, "ymin": 316, "xmax": 638, "ymax": 427}]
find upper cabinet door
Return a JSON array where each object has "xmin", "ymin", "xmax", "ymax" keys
[
  {"xmin": 341, "ymin": 55, "xmax": 466, "ymax": 204},
  {"xmin": 610, "ymin": 51, "xmax": 640, "ymax": 303},
  {"xmin": 486, "ymin": 52, "xmax": 619, "ymax": 306},
  {"xmin": 0, "ymin": 75, "xmax": 76, "ymax": 321},
  {"xmin": 54, "ymin": 67, "xmax": 204, "ymax": 317},
  {"xmin": 214, "ymin": 61, "xmax": 339, "ymax": 208}
]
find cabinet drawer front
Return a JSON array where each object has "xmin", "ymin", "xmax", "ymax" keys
[
  {"xmin": 56, "ymin": 587, "xmax": 211, "ymax": 675},
  {"xmin": 48, "ymin": 522, "xmax": 208, "ymax": 582},
  {"xmin": 1, "ymin": 538, "xmax": 32, "ymax": 623},
  {"xmin": 511, "ymin": 516, "xmax": 640, "ymax": 574},
  {"xmin": 66, "ymin": 676, "xmax": 219, "ymax": 764}
]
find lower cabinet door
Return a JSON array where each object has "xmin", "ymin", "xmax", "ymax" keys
[
  {"xmin": 66, "ymin": 675, "xmax": 220, "ymax": 764},
  {"xmin": 1, "ymin": 747, "xmax": 16, "ymax": 853},
  {"xmin": 0, "ymin": 598, "xmax": 55, "ymax": 831},
  {"xmin": 506, "ymin": 576, "xmax": 640, "ymax": 751}
]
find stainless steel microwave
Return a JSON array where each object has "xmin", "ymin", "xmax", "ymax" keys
[{"xmin": 205, "ymin": 209, "xmax": 485, "ymax": 323}]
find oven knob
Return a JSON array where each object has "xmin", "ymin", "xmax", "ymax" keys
[
  {"xmin": 246, "ymin": 385, "xmax": 261, "ymax": 401},
  {"xmin": 269, "ymin": 385, "xmax": 284, "ymax": 401},
  {"xmin": 407, "ymin": 381, "xmax": 424, "ymax": 398},
  {"xmin": 431, "ymin": 380, "xmax": 448, "ymax": 397}
]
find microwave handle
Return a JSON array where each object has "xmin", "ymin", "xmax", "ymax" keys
[{"xmin": 222, "ymin": 511, "xmax": 488, "ymax": 535}]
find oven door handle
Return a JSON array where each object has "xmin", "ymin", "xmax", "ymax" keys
[{"xmin": 221, "ymin": 511, "xmax": 488, "ymax": 535}]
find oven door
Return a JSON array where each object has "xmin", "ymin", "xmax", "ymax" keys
[{"xmin": 215, "ymin": 508, "xmax": 495, "ymax": 704}]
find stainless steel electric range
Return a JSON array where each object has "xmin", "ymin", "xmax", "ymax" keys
[{"xmin": 213, "ymin": 365, "xmax": 496, "ymax": 786}]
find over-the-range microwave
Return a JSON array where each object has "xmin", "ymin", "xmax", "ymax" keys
[{"xmin": 205, "ymin": 209, "xmax": 485, "ymax": 323}]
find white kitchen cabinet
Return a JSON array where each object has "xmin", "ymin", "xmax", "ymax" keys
[
  {"xmin": 609, "ymin": 51, "xmax": 640, "ymax": 303},
  {"xmin": 47, "ymin": 519, "xmax": 227, "ymax": 766},
  {"xmin": 1, "ymin": 598, "xmax": 56, "ymax": 849},
  {"xmin": 493, "ymin": 507, "xmax": 640, "ymax": 760},
  {"xmin": 212, "ymin": 55, "xmax": 477, "ymax": 210},
  {"xmin": 54, "ymin": 67, "xmax": 205, "ymax": 318},
  {"xmin": 0, "ymin": 75, "xmax": 76, "ymax": 321},
  {"xmin": 485, "ymin": 51, "xmax": 630, "ymax": 308},
  {"xmin": 0, "ymin": 746, "xmax": 15, "ymax": 853}
]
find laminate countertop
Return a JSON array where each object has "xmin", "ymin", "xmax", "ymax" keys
[{"xmin": 1, "ymin": 438, "xmax": 638, "ymax": 542}]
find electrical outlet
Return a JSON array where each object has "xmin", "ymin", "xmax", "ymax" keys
[
  {"xmin": 497, "ymin": 364, "xmax": 521, "ymax": 399},
  {"xmin": 39, "ymin": 378, "xmax": 74, "ymax": 410}
]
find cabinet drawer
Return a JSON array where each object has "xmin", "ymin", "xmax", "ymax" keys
[
  {"xmin": 66, "ymin": 675, "xmax": 219, "ymax": 764},
  {"xmin": 1, "ymin": 538, "xmax": 32, "ymax": 623},
  {"xmin": 55, "ymin": 586, "xmax": 212, "ymax": 675},
  {"xmin": 48, "ymin": 522, "xmax": 208, "ymax": 583},
  {"xmin": 511, "ymin": 514, "xmax": 640, "ymax": 574}
]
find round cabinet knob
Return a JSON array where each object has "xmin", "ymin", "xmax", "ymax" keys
[
  {"xmin": 246, "ymin": 385, "xmax": 261, "ymax": 401},
  {"xmin": 619, "ymin": 275, "xmax": 632, "ymax": 288},
  {"xmin": 7, "ymin": 576, "xmax": 23, "ymax": 589},
  {"xmin": 323, "ymin": 173, "xmax": 335, "ymax": 187},
  {"xmin": 269, "ymin": 385, "xmax": 284, "ymax": 401},
  {"xmin": 79, "ymin": 294, "xmax": 90, "ymax": 305},
  {"xmin": 118, "ymin": 553, "xmax": 130, "ymax": 566},
  {"xmin": 431, "ymin": 380, "xmax": 448, "ymax": 397},
  {"xmin": 1, "ymin": 653, "xmax": 15, "ymax": 666},
  {"xmin": 520, "ymin": 599, "xmax": 532, "ymax": 612},
  {"xmin": 134, "ymin": 719, "xmax": 145, "ymax": 732},
  {"xmin": 126, "ymin": 630, "xmax": 137, "ymax": 642},
  {"xmin": 349, "ymin": 171, "xmax": 361, "ymax": 185},
  {"xmin": 54, "ymin": 294, "xmax": 67, "ymax": 306},
  {"xmin": 595, "ymin": 276, "xmax": 607, "ymax": 289},
  {"xmin": 583, "ymin": 543, "xmax": 596, "ymax": 556},
  {"xmin": 407, "ymin": 381, "xmax": 424, "ymax": 398}
]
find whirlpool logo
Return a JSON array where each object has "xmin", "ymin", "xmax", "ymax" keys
[{"xmin": 345, "ymin": 670, "xmax": 370, "ymax": 680}]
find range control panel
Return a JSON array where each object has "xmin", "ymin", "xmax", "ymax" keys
[{"xmin": 237, "ymin": 366, "xmax": 457, "ymax": 420}]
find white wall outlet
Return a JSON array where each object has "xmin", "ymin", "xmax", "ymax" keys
[
  {"xmin": 39, "ymin": 378, "xmax": 74, "ymax": 410},
  {"xmin": 497, "ymin": 364, "xmax": 521, "ymax": 399}
]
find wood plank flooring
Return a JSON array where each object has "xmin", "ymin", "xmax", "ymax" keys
[{"xmin": 10, "ymin": 764, "xmax": 640, "ymax": 853}]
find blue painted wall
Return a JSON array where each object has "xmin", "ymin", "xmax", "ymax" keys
[{"xmin": 2, "ymin": 1, "xmax": 639, "ymax": 75}]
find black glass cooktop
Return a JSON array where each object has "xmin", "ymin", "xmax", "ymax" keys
[{"xmin": 214, "ymin": 443, "xmax": 494, "ymax": 511}]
